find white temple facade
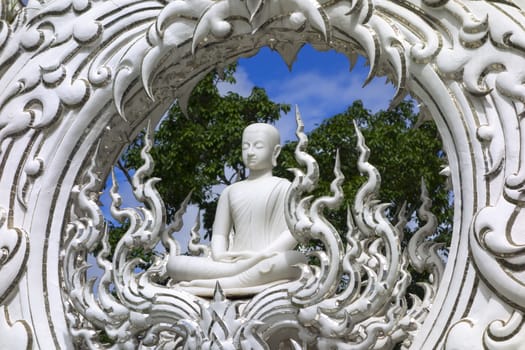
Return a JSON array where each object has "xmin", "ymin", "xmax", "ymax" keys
[{"xmin": 1, "ymin": 0, "xmax": 525, "ymax": 348}]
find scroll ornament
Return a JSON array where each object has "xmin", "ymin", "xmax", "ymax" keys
[{"xmin": 64, "ymin": 108, "xmax": 444, "ymax": 349}]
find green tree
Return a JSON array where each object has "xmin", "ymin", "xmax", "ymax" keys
[
  {"xmin": 121, "ymin": 67, "xmax": 450, "ymax": 249},
  {"xmin": 275, "ymin": 100, "xmax": 451, "ymax": 247},
  {"xmin": 122, "ymin": 65, "xmax": 290, "ymax": 237}
]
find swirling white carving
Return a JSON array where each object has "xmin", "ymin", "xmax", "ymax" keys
[
  {"xmin": 0, "ymin": 206, "xmax": 29, "ymax": 304},
  {"xmin": 63, "ymin": 108, "xmax": 443, "ymax": 348},
  {"xmin": 0, "ymin": 306, "xmax": 31, "ymax": 349},
  {"xmin": 1, "ymin": 0, "xmax": 525, "ymax": 348}
]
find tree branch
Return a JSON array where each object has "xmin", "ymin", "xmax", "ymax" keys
[
  {"xmin": 218, "ymin": 172, "xmax": 231, "ymax": 186},
  {"xmin": 116, "ymin": 160, "xmax": 136, "ymax": 191}
]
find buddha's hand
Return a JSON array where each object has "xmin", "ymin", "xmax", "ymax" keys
[
  {"xmin": 214, "ymin": 251, "xmax": 279, "ymax": 262},
  {"xmin": 260, "ymin": 251, "xmax": 279, "ymax": 259},
  {"xmin": 214, "ymin": 251, "xmax": 254, "ymax": 262}
]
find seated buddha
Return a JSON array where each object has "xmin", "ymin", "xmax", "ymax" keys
[{"xmin": 166, "ymin": 123, "xmax": 306, "ymax": 297}]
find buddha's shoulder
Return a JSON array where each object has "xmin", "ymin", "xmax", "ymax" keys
[{"xmin": 270, "ymin": 176, "xmax": 291, "ymax": 187}]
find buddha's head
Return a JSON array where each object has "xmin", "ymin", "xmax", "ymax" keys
[{"xmin": 242, "ymin": 123, "xmax": 281, "ymax": 171}]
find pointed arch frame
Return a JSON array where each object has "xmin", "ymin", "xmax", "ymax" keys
[{"xmin": 1, "ymin": 0, "xmax": 525, "ymax": 348}]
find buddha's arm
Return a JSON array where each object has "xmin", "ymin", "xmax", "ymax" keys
[
  {"xmin": 210, "ymin": 187, "xmax": 232, "ymax": 260},
  {"xmin": 262, "ymin": 229, "xmax": 298, "ymax": 254},
  {"xmin": 210, "ymin": 187, "xmax": 266, "ymax": 263},
  {"xmin": 224, "ymin": 230, "xmax": 299, "ymax": 261}
]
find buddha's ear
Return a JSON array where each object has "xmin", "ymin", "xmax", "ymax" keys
[{"xmin": 272, "ymin": 144, "xmax": 281, "ymax": 167}]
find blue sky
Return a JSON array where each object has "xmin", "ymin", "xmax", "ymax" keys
[{"xmin": 218, "ymin": 44, "xmax": 395, "ymax": 141}]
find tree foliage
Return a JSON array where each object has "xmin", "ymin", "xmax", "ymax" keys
[
  {"xmin": 275, "ymin": 100, "xmax": 451, "ymax": 246},
  {"xmin": 121, "ymin": 66, "xmax": 451, "ymax": 248}
]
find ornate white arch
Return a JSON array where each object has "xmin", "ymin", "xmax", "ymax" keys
[{"xmin": 1, "ymin": 0, "xmax": 525, "ymax": 348}]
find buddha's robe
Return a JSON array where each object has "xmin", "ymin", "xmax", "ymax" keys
[
  {"xmin": 166, "ymin": 176, "xmax": 305, "ymax": 297},
  {"xmin": 228, "ymin": 177, "xmax": 289, "ymax": 250}
]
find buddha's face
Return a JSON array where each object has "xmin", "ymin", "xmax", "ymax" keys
[{"xmin": 242, "ymin": 125, "xmax": 280, "ymax": 171}]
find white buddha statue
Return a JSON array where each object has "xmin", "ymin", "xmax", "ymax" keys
[{"xmin": 166, "ymin": 123, "xmax": 306, "ymax": 297}]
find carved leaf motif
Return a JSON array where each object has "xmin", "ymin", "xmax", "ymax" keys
[
  {"xmin": 273, "ymin": 41, "xmax": 304, "ymax": 70},
  {"xmin": 0, "ymin": 16, "xmax": 9, "ymax": 46},
  {"xmin": 407, "ymin": 180, "xmax": 444, "ymax": 282},
  {"xmin": 65, "ymin": 131, "xmax": 202, "ymax": 347},
  {"xmin": 187, "ymin": 211, "xmax": 211, "ymax": 257},
  {"xmin": 0, "ymin": 207, "xmax": 29, "ymax": 304},
  {"xmin": 1, "ymin": 0, "xmax": 520, "ymax": 348},
  {"xmin": 0, "ymin": 307, "xmax": 31, "ymax": 349},
  {"xmin": 62, "ymin": 104, "xmax": 447, "ymax": 348},
  {"xmin": 246, "ymin": 0, "xmax": 263, "ymax": 20},
  {"xmin": 283, "ymin": 108, "xmax": 441, "ymax": 347},
  {"xmin": 192, "ymin": 0, "xmax": 250, "ymax": 53},
  {"xmin": 483, "ymin": 311, "xmax": 525, "ymax": 350}
]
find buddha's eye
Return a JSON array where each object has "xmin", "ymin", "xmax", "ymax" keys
[
  {"xmin": 254, "ymin": 142, "xmax": 265, "ymax": 149},
  {"xmin": 242, "ymin": 143, "xmax": 250, "ymax": 150}
]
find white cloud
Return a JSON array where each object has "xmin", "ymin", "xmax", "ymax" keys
[
  {"xmin": 217, "ymin": 66, "xmax": 255, "ymax": 97},
  {"xmin": 268, "ymin": 69, "xmax": 396, "ymax": 141},
  {"xmin": 214, "ymin": 62, "xmax": 397, "ymax": 142}
]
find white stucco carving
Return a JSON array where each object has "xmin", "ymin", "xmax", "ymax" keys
[
  {"xmin": 1, "ymin": 0, "xmax": 525, "ymax": 348},
  {"xmin": 167, "ymin": 123, "xmax": 306, "ymax": 297},
  {"xmin": 62, "ymin": 108, "xmax": 443, "ymax": 348}
]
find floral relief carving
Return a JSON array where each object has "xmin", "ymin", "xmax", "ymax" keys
[{"xmin": 0, "ymin": 0, "xmax": 525, "ymax": 348}]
